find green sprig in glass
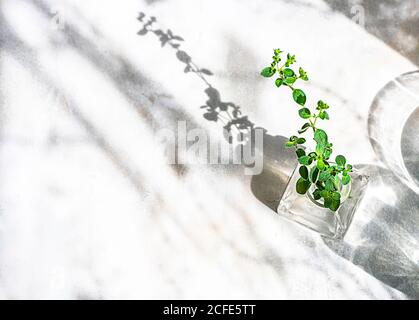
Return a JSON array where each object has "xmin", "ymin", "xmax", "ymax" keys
[{"xmin": 261, "ymin": 48, "xmax": 353, "ymax": 212}]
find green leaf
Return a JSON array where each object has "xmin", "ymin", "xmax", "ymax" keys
[
  {"xmin": 316, "ymin": 143, "xmax": 325, "ymax": 156},
  {"xmin": 296, "ymin": 148, "xmax": 305, "ymax": 158},
  {"xmin": 319, "ymin": 170, "xmax": 331, "ymax": 182},
  {"xmin": 314, "ymin": 129, "xmax": 328, "ymax": 146},
  {"xmin": 286, "ymin": 53, "xmax": 296, "ymax": 67},
  {"xmin": 283, "ymin": 68, "xmax": 295, "ymax": 77},
  {"xmin": 310, "ymin": 167, "xmax": 319, "ymax": 183},
  {"xmin": 324, "ymin": 146, "xmax": 332, "ymax": 159},
  {"xmin": 320, "ymin": 189, "xmax": 330, "ymax": 199},
  {"xmin": 346, "ymin": 164, "xmax": 353, "ymax": 171},
  {"xmin": 298, "ymin": 108, "xmax": 311, "ymax": 119},
  {"xmin": 319, "ymin": 111, "xmax": 329, "ymax": 120},
  {"xmin": 296, "ymin": 177, "xmax": 311, "ymax": 195},
  {"xmin": 317, "ymin": 100, "xmax": 329, "ymax": 110},
  {"xmin": 324, "ymin": 197, "xmax": 333, "ymax": 209},
  {"xmin": 298, "ymin": 67, "xmax": 308, "ymax": 81},
  {"xmin": 313, "ymin": 189, "xmax": 322, "ymax": 200},
  {"xmin": 317, "ymin": 159, "xmax": 326, "ymax": 170},
  {"xmin": 325, "ymin": 178, "xmax": 335, "ymax": 191},
  {"xmin": 298, "ymin": 123, "xmax": 310, "ymax": 134},
  {"xmin": 261, "ymin": 67, "xmax": 275, "ymax": 77},
  {"xmin": 298, "ymin": 156, "xmax": 311, "ymax": 165},
  {"xmin": 293, "ymin": 89, "xmax": 307, "ymax": 106},
  {"xmin": 332, "ymin": 192, "xmax": 341, "ymax": 201},
  {"xmin": 308, "ymin": 152, "xmax": 317, "ymax": 159},
  {"xmin": 299, "ymin": 166, "xmax": 309, "ymax": 180},
  {"xmin": 342, "ymin": 174, "xmax": 351, "ymax": 185},
  {"xmin": 329, "ymin": 198, "xmax": 340, "ymax": 211},
  {"xmin": 275, "ymin": 78, "xmax": 283, "ymax": 87},
  {"xmin": 335, "ymin": 155, "xmax": 346, "ymax": 166},
  {"xmin": 296, "ymin": 137, "xmax": 306, "ymax": 144},
  {"xmin": 284, "ymin": 76, "xmax": 297, "ymax": 84},
  {"xmin": 285, "ymin": 141, "xmax": 295, "ymax": 148}
]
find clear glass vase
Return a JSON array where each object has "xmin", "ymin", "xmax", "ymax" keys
[
  {"xmin": 369, "ymin": 70, "xmax": 419, "ymax": 193},
  {"xmin": 277, "ymin": 164, "xmax": 370, "ymax": 239}
]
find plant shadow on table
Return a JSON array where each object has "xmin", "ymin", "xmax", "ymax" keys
[
  {"xmin": 323, "ymin": 164, "xmax": 419, "ymax": 298},
  {"xmin": 137, "ymin": 13, "xmax": 253, "ymax": 134},
  {"xmin": 137, "ymin": 12, "xmax": 297, "ymax": 185}
]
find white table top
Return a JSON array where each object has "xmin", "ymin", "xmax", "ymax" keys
[{"xmin": 0, "ymin": 0, "xmax": 417, "ymax": 299}]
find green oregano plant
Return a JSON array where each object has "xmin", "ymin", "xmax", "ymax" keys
[{"xmin": 261, "ymin": 48, "xmax": 353, "ymax": 212}]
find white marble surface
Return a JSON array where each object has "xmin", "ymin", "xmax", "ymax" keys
[{"xmin": 0, "ymin": 0, "xmax": 417, "ymax": 299}]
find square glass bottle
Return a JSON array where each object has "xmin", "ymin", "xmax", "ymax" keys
[{"xmin": 277, "ymin": 165, "xmax": 370, "ymax": 239}]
